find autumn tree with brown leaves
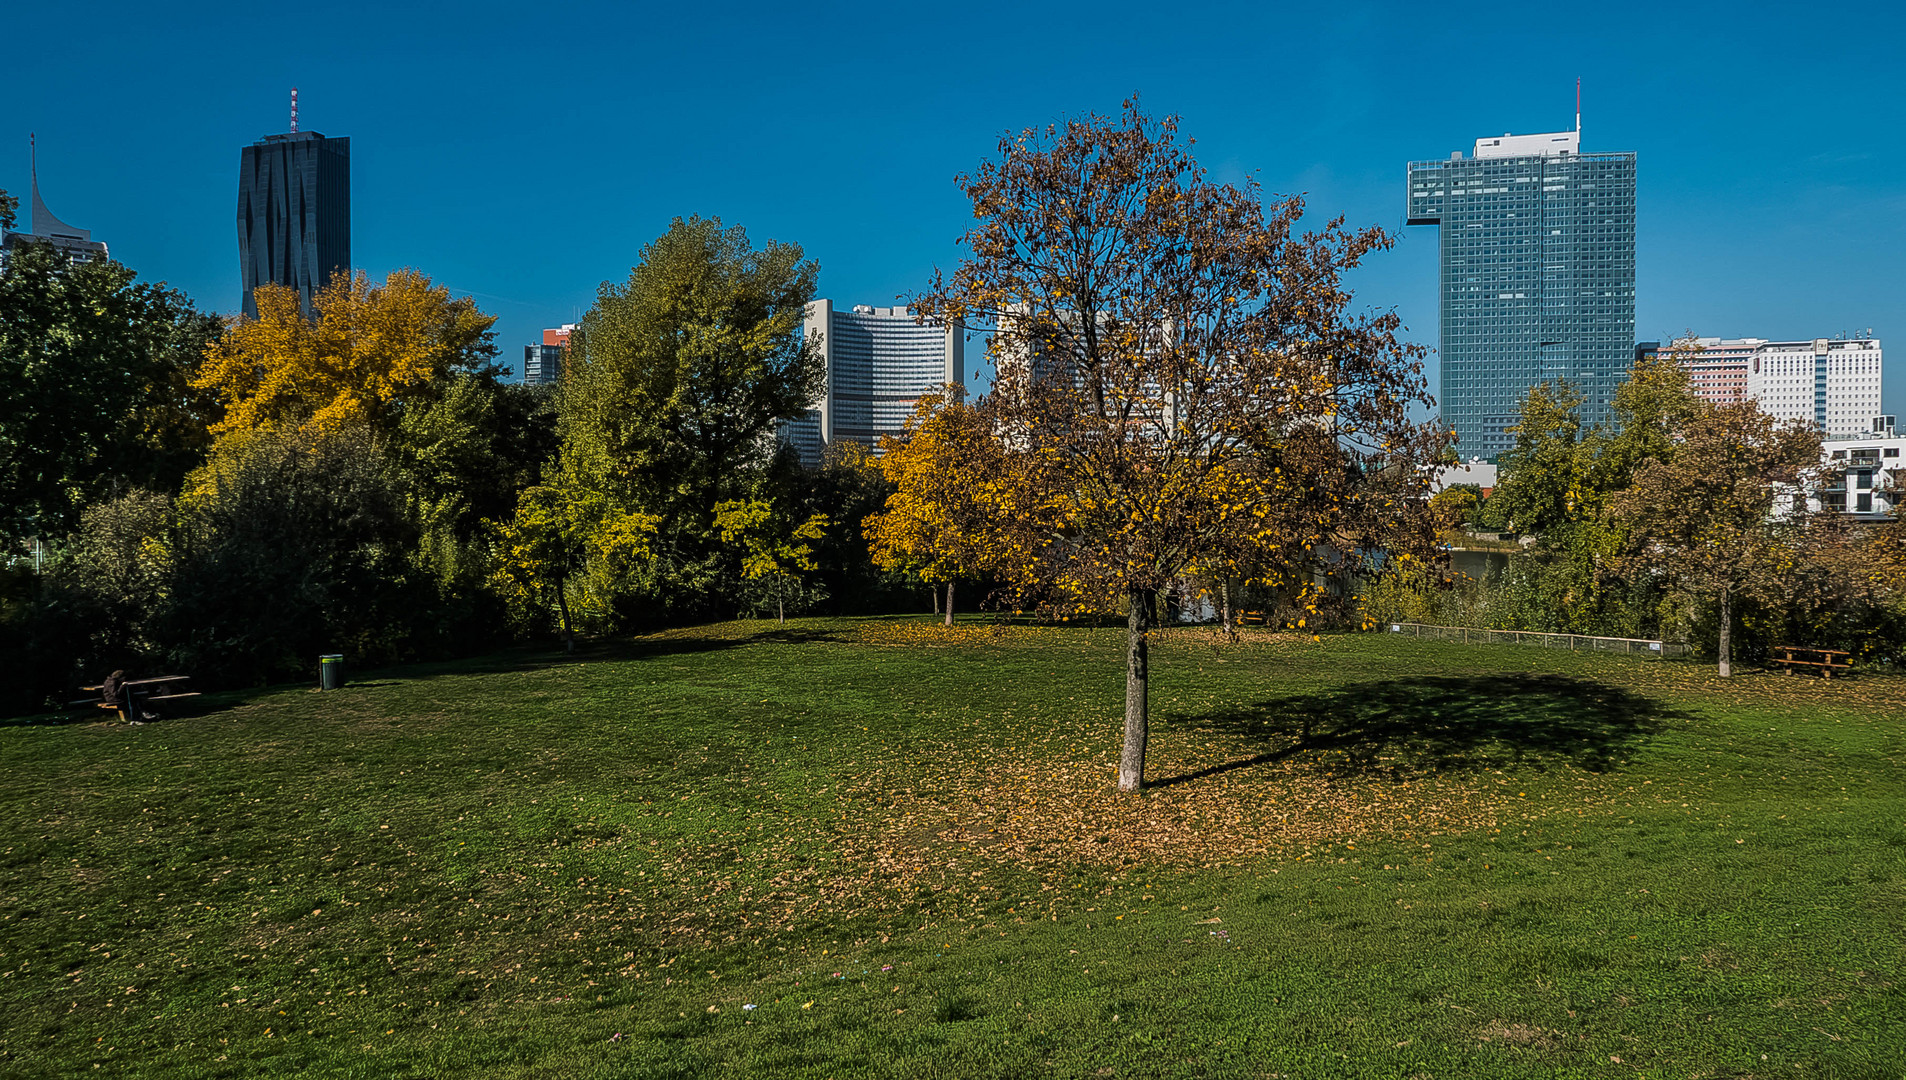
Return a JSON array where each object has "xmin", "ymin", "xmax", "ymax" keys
[
  {"xmin": 910, "ymin": 101, "xmax": 1447, "ymax": 791},
  {"xmin": 1609, "ymin": 400, "xmax": 1822, "ymax": 676}
]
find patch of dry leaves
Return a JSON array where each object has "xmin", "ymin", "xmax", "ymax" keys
[{"xmin": 853, "ymin": 740, "xmax": 1502, "ymax": 877}]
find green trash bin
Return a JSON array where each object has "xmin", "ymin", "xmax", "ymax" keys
[{"xmin": 319, "ymin": 654, "xmax": 345, "ymax": 691}]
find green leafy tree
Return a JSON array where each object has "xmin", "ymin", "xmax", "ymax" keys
[
  {"xmin": 1482, "ymin": 352, "xmax": 1703, "ymax": 637},
  {"xmin": 398, "ymin": 376, "xmax": 559, "ymax": 586},
  {"xmin": 489, "ymin": 481, "xmax": 658, "ymax": 649},
  {"xmin": 554, "ymin": 216, "xmax": 821, "ymax": 622},
  {"xmin": 1483, "ymin": 381, "xmax": 1590, "ymax": 539},
  {"xmin": 1596, "ymin": 338, "xmax": 1705, "ymax": 484},
  {"xmin": 714, "ymin": 499, "xmax": 830, "ymax": 623},
  {"xmin": 771, "ymin": 440, "xmax": 905, "ymax": 615},
  {"xmin": 0, "ymin": 244, "xmax": 222, "ymax": 542},
  {"xmin": 38, "ymin": 490, "xmax": 174, "ymax": 680},
  {"xmin": 1430, "ymin": 484, "xmax": 1483, "ymax": 532},
  {"xmin": 162, "ymin": 427, "xmax": 425, "ymax": 685},
  {"xmin": 559, "ymin": 218, "xmax": 818, "ymax": 526}
]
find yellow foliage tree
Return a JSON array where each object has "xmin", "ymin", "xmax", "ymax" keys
[
  {"xmin": 714, "ymin": 500, "xmax": 831, "ymax": 624},
  {"xmin": 864, "ymin": 391, "xmax": 991, "ymax": 624},
  {"xmin": 488, "ymin": 480, "xmax": 659, "ymax": 650},
  {"xmin": 195, "ymin": 269, "xmax": 495, "ymax": 441},
  {"xmin": 1429, "ymin": 484, "xmax": 1482, "ymax": 533}
]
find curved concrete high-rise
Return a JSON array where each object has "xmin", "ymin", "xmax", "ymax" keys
[{"xmin": 784, "ymin": 301, "xmax": 964, "ymax": 465}]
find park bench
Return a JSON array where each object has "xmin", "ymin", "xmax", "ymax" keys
[
  {"xmin": 1768, "ymin": 646, "xmax": 1851, "ymax": 679},
  {"xmin": 1236, "ymin": 609, "xmax": 1268, "ymax": 626},
  {"xmin": 73, "ymin": 675, "xmax": 199, "ymax": 721}
]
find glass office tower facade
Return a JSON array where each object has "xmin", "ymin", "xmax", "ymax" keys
[
  {"xmin": 523, "ymin": 324, "xmax": 574, "ymax": 385},
  {"xmin": 238, "ymin": 131, "xmax": 350, "ymax": 318},
  {"xmin": 1407, "ymin": 131, "xmax": 1635, "ymax": 457},
  {"xmin": 523, "ymin": 344, "xmax": 562, "ymax": 386}
]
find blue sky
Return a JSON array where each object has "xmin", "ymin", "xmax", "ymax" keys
[{"xmin": 7, "ymin": 1, "xmax": 1904, "ymax": 415}]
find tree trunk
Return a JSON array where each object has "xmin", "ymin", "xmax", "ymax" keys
[
  {"xmin": 1718, "ymin": 587, "xmax": 1731, "ymax": 678},
  {"xmin": 944, "ymin": 581, "xmax": 955, "ymax": 627},
  {"xmin": 1120, "ymin": 587, "xmax": 1154, "ymax": 792},
  {"xmin": 932, "ymin": 586, "xmax": 940, "ymax": 615},
  {"xmin": 778, "ymin": 596, "xmax": 786, "ymax": 625},
  {"xmin": 554, "ymin": 575, "xmax": 575, "ymax": 655},
  {"xmin": 1221, "ymin": 580, "xmax": 1235, "ymax": 639}
]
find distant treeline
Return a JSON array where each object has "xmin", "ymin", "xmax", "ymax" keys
[
  {"xmin": 7, "ymin": 200, "xmax": 1905, "ymax": 716},
  {"xmin": 0, "ymin": 219, "xmax": 920, "ymax": 714},
  {"xmin": 1367, "ymin": 361, "xmax": 1906, "ymax": 667}
]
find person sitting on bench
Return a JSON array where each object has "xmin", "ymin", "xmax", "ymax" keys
[
  {"xmin": 100, "ymin": 670, "xmax": 127, "ymax": 717},
  {"xmin": 100, "ymin": 670, "xmax": 159, "ymax": 722}
]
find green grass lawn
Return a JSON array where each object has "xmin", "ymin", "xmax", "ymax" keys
[{"xmin": 1, "ymin": 619, "xmax": 1902, "ymax": 1078}]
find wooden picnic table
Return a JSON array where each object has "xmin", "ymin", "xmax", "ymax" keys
[
  {"xmin": 1769, "ymin": 646, "xmax": 1851, "ymax": 679},
  {"xmin": 74, "ymin": 675, "xmax": 200, "ymax": 721}
]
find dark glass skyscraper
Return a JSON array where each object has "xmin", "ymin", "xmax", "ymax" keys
[
  {"xmin": 238, "ymin": 131, "xmax": 349, "ymax": 317},
  {"xmin": 1406, "ymin": 129, "xmax": 1635, "ymax": 457}
]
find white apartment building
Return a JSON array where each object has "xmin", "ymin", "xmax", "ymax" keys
[
  {"xmin": 1745, "ymin": 337, "xmax": 1884, "ymax": 439},
  {"xmin": 782, "ymin": 301, "xmax": 963, "ymax": 466},
  {"xmin": 1810, "ymin": 431, "xmax": 1906, "ymax": 519}
]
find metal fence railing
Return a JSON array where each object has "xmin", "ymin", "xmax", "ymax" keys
[{"xmin": 1385, "ymin": 621, "xmax": 1690, "ymax": 658}]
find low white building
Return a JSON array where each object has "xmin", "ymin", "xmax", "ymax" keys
[
  {"xmin": 1810, "ymin": 432, "xmax": 1905, "ymax": 519},
  {"xmin": 1746, "ymin": 337, "xmax": 1884, "ymax": 439},
  {"xmin": 1430, "ymin": 459, "xmax": 1498, "ymax": 494}
]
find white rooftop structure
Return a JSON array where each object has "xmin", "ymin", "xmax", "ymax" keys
[
  {"xmin": 1430, "ymin": 459, "xmax": 1499, "ymax": 493},
  {"xmin": 1471, "ymin": 130, "xmax": 1580, "ymax": 159}
]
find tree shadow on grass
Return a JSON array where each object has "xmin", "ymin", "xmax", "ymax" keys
[
  {"xmin": 354, "ymin": 623, "xmax": 858, "ymax": 682},
  {"xmin": 1149, "ymin": 674, "xmax": 1685, "ymax": 788},
  {"xmin": 0, "ymin": 710, "xmax": 99, "ymax": 729},
  {"xmin": 1, "ymin": 624, "xmax": 860, "ymax": 724}
]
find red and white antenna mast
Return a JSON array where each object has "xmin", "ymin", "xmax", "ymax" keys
[
  {"xmin": 1575, "ymin": 77, "xmax": 1581, "ymax": 138},
  {"xmin": 290, "ymin": 87, "xmax": 299, "ymax": 133}
]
